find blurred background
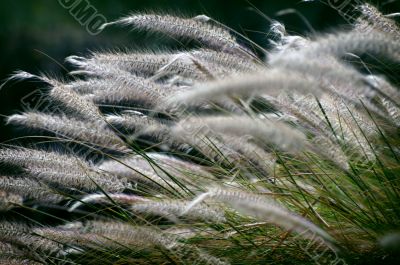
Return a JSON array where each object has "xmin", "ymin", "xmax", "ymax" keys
[{"xmin": 0, "ymin": 0, "xmax": 399, "ymax": 141}]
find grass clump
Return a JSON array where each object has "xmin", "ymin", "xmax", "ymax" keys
[{"xmin": 0, "ymin": 2, "xmax": 400, "ymax": 264}]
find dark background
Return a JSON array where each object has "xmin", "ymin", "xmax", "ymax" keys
[{"xmin": 0, "ymin": 0, "xmax": 399, "ymax": 141}]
